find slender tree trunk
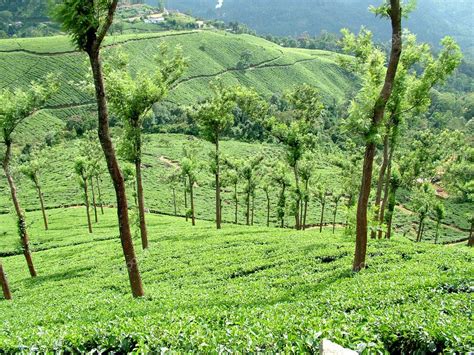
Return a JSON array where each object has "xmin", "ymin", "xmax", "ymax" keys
[
  {"xmin": 90, "ymin": 177, "xmax": 98, "ymax": 223},
  {"xmin": 83, "ymin": 177, "xmax": 93, "ymax": 234},
  {"xmin": 2, "ymin": 141, "xmax": 37, "ymax": 277},
  {"xmin": 96, "ymin": 176, "xmax": 104, "ymax": 215},
  {"xmin": 88, "ymin": 49, "xmax": 144, "ymax": 298},
  {"xmin": 378, "ymin": 143, "xmax": 393, "ymax": 239},
  {"xmin": 189, "ymin": 178, "xmax": 196, "ymax": 226},
  {"xmin": 34, "ymin": 181, "xmax": 48, "ymax": 231},
  {"xmin": 246, "ymin": 189, "xmax": 251, "ymax": 226},
  {"xmin": 372, "ymin": 133, "xmax": 389, "ymax": 239},
  {"xmin": 319, "ymin": 202, "xmax": 325, "ymax": 233},
  {"xmin": 333, "ymin": 202, "xmax": 339, "ymax": 234},
  {"xmin": 293, "ymin": 164, "xmax": 301, "ymax": 230},
  {"xmin": 468, "ymin": 221, "xmax": 474, "ymax": 247},
  {"xmin": 184, "ymin": 179, "xmax": 188, "ymax": 222},
  {"xmin": 416, "ymin": 217, "xmax": 424, "ymax": 242},
  {"xmin": 0, "ymin": 262, "xmax": 12, "ymax": 300},
  {"xmin": 419, "ymin": 221, "xmax": 425, "ymax": 242},
  {"xmin": 133, "ymin": 181, "xmax": 138, "ymax": 207},
  {"xmin": 266, "ymin": 191, "xmax": 270, "ymax": 227},
  {"xmin": 251, "ymin": 193, "xmax": 255, "ymax": 226},
  {"xmin": 353, "ymin": 0, "xmax": 402, "ymax": 272},
  {"xmin": 435, "ymin": 221, "xmax": 440, "ymax": 244},
  {"xmin": 234, "ymin": 183, "xmax": 238, "ymax": 224},
  {"xmin": 303, "ymin": 199, "xmax": 308, "ymax": 231},
  {"xmin": 135, "ymin": 157, "xmax": 148, "ymax": 249},
  {"xmin": 385, "ymin": 186, "xmax": 398, "ymax": 240},
  {"xmin": 280, "ymin": 185, "xmax": 286, "ymax": 228},
  {"xmin": 215, "ymin": 140, "xmax": 221, "ymax": 229},
  {"xmin": 172, "ymin": 187, "xmax": 177, "ymax": 216}
]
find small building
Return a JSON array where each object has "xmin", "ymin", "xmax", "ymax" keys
[{"xmin": 144, "ymin": 13, "xmax": 165, "ymax": 24}]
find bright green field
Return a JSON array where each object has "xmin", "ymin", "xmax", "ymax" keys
[
  {"xmin": 0, "ymin": 208, "xmax": 472, "ymax": 353},
  {"xmin": 0, "ymin": 133, "xmax": 469, "ymax": 244},
  {"xmin": 0, "ymin": 30, "xmax": 352, "ymax": 108}
]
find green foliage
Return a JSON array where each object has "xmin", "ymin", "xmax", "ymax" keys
[
  {"xmin": 444, "ymin": 146, "xmax": 474, "ymax": 202},
  {"xmin": 0, "ymin": 207, "xmax": 472, "ymax": 352}
]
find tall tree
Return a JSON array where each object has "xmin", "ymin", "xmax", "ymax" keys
[
  {"xmin": 315, "ymin": 185, "xmax": 329, "ymax": 233},
  {"xmin": 273, "ymin": 162, "xmax": 291, "ymax": 228},
  {"xmin": 412, "ymin": 183, "xmax": 436, "ymax": 242},
  {"xmin": 375, "ymin": 35, "xmax": 462, "ymax": 238},
  {"xmin": 341, "ymin": 0, "xmax": 404, "ymax": 271},
  {"xmin": 195, "ymin": 83, "xmax": 263, "ymax": 229},
  {"xmin": 223, "ymin": 158, "xmax": 242, "ymax": 224},
  {"xmin": 0, "ymin": 78, "xmax": 56, "ymax": 277},
  {"xmin": 299, "ymin": 157, "xmax": 314, "ymax": 230},
  {"xmin": 19, "ymin": 147, "xmax": 49, "ymax": 230},
  {"xmin": 332, "ymin": 191, "xmax": 343, "ymax": 234},
  {"xmin": 181, "ymin": 143, "xmax": 200, "ymax": 226},
  {"xmin": 74, "ymin": 157, "xmax": 93, "ymax": 234},
  {"xmin": 241, "ymin": 155, "xmax": 263, "ymax": 226},
  {"xmin": 53, "ymin": 0, "xmax": 144, "ymax": 297},
  {"xmin": 108, "ymin": 44, "xmax": 186, "ymax": 249},
  {"xmin": 268, "ymin": 84, "xmax": 323, "ymax": 230},
  {"xmin": 433, "ymin": 202, "xmax": 445, "ymax": 244}
]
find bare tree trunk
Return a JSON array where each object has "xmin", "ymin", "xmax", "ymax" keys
[
  {"xmin": 0, "ymin": 262, "xmax": 12, "ymax": 300},
  {"xmin": 189, "ymin": 179, "xmax": 195, "ymax": 226},
  {"xmin": 96, "ymin": 176, "xmax": 104, "ymax": 215},
  {"xmin": 83, "ymin": 176, "xmax": 93, "ymax": 234},
  {"xmin": 34, "ymin": 181, "xmax": 48, "ymax": 231},
  {"xmin": 184, "ymin": 179, "xmax": 188, "ymax": 222},
  {"xmin": 266, "ymin": 191, "xmax": 270, "ymax": 227},
  {"xmin": 416, "ymin": 217, "xmax": 424, "ymax": 242},
  {"xmin": 135, "ymin": 158, "xmax": 148, "ymax": 249},
  {"xmin": 319, "ymin": 202, "xmax": 325, "ymax": 233},
  {"xmin": 234, "ymin": 183, "xmax": 238, "ymax": 224},
  {"xmin": 353, "ymin": 0, "xmax": 402, "ymax": 272},
  {"xmin": 333, "ymin": 202, "xmax": 339, "ymax": 234},
  {"xmin": 251, "ymin": 193, "xmax": 255, "ymax": 226},
  {"xmin": 172, "ymin": 187, "xmax": 177, "ymax": 216},
  {"xmin": 435, "ymin": 221, "xmax": 440, "ymax": 244},
  {"xmin": 246, "ymin": 190, "xmax": 251, "ymax": 226},
  {"xmin": 90, "ymin": 177, "xmax": 98, "ymax": 223},
  {"xmin": 378, "ymin": 143, "xmax": 393, "ymax": 239},
  {"xmin": 215, "ymin": 139, "xmax": 222, "ymax": 229},
  {"xmin": 88, "ymin": 49, "xmax": 144, "ymax": 298},
  {"xmin": 303, "ymin": 199, "xmax": 308, "ymax": 231},
  {"xmin": 468, "ymin": 221, "xmax": 474, "ymax": 247},
  {"xmin": 2, "ymin": 142, "xmax": 37, "ymax": 277},
  {"xmin": 293, "ymin": 164, "xmax": 301, "ymax": 230},
  {"xmin": 372, "ymin": 133, "xmax": 389, "ymax": 239}
]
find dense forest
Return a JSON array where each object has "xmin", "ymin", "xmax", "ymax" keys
[{"xmin": 0, "ymin": 0, "xmax": 472, "ymax": 353}]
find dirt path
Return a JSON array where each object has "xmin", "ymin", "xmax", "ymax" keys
[{"xmin": 159, "ymin": 156, "xmax": 180, "ymax": 169}]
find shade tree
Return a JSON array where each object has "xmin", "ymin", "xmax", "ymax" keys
[
  {"xmin": 53, "ymin": 0, "xmax": 144, "ymax": 297},
  {"xmin": 267, "ymin": 84, "xmax": 323, "ymax": 230},
  {"xmin": 19, "ymin": 146, "xmax": 49, "ymax": 230},
  {"xmin": 0, "ymin": 77, "xmax": 57, "ymax": 278},
  {"xmin": 412, "ymin": 183, "xmax": 437, "ymax": 242},
  {"xmin": 107, "ymin": 44, "xmax": 186, "ymax": 249},
  {"xmin": 180, "ymin": 142, "xmax": 200, "ymax": 226},
  {"xmin": 194, "ymin": 82, "xmax": 265, "ymax": 229},
  {"xmin": 74, "ymin": 157, "xmax": 93, "ymax": 234}
]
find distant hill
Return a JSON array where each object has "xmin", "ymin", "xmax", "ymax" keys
[
  {"xmin": 0, "ymin": 30, "xmax": 353, "ymax": 145},
  {"xmin": 160, "ymin": 0, "xmax": 474, "ymax": 56}
]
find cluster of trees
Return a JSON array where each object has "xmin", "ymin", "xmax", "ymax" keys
[{"xmin": 1, "ymin": 0, "xmax": 472, "ymax": 301}]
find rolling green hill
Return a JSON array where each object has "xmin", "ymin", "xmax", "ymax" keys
[
  {"xmin": 0, "ymin": 29, "xmax": 353, "ymax": 144},
  {"xmin": 0, "ymin": 207, "xmax": 472, "ymax": 352}
]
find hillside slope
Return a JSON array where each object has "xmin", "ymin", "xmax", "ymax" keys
[
  {"xmin": 0, "ymin": 30, "xmax": 353, "ymax": 144},
  {"xmin": 0, "ymin": 208, "xmax": 472, "ymax": 352}
]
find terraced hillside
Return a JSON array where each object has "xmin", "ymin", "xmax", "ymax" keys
[
  {"xmin": 0, "ymin": 208, "xmax": 472, "ymax": 352},
  {"xmin": 0, "ymin": 30, "xmax": 353, "ymax": 144},
  {"xmin": 0, "ymin": 134, "xmax": 469, "ymax": 245}
]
